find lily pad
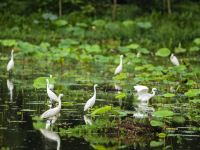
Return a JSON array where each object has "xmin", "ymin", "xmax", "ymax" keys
[
  {"xmin": 155, "ymin": 48, "xmax": 171, "ymax": 57},
  {"xmin": 184, "ymin": 89, "xmax": 200, "ymax": 97},
  {"xmin": 153, "ymin": 110, "xmax": 174, "ymax": 118},
  {"xmin": 150, "ymin": 120, "xmax": 164, "ymax": 127},
  {"xmin": 163, "ymin": 93, "xmax": 175, "ymax": 98},
  {"xmin": 91, "ymin": 105, "xmax": 112, "ymax": 116}
]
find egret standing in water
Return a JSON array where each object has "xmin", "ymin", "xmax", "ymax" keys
[
  {"xmin": 84, "ymin": 84, "xmax": 98, "ymax": 111},
  {"xmin": 170, "ymin": 53, "xmax": 180, "ymax": 66},
  {"xmin": 138, "ymin": 88, "xmax": 157, "ymax": 102},
  {"xmin": 46, "ymin": 79, "xmax": 58, "ymax": 103},
  {"xmin": 134, "ymin": 85, "xmax": 149, "ymax": 96},
  {"xmin": 7, "ymin": 49, "xmax": 14, "ymax": 72},
  {"xmin": 41, "ymin": 94, "xmax": 63, "ymax": 119},
  {"xmin": 114, "ymin": 55, "xmax": 123, "ymax": 75},
  {"xmin": 49, "ymin": 75, "xmax": 54, "ymax": 90}
]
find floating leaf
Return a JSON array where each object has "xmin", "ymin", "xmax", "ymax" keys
[
  {"xmin": 189, "ymin": 46, "xmax": 199, "ymax": 52},
  {"xmin": 158, "ymin": 133, "xmax": 166, "ymax": 138},
  {"xmin": 0, "ymin": 39, "xmax": 17, "ymax": 47},
  {"xmin": 33, "ymin": 77, "xmax": 55, "ymax": 89},
  {"xmin": 150, "ymin": 120, "xmax": 164, "ymax": 127},
  {"xmin": 91, "ymin": 106, "xmax": 112, "ymax": 116},
  {"xmin": 172, "ymin": 116, "xmax": 185, "ymax": 124},
  {"xmin": 155, "ymin": 48, "xmax": 171, "ymax": 57},
  {"xmin": 125, "ymin": 43, "xmax": 140, "ymax": 50},
  {"xmin": 62, "ymin": 102, "xmax": 74, "ymax": 106},
  {"xmin": 53, "ymin": 19, "xmax": 68, "ymax": 27},
  {"xmin": 174, "ymin": 43, "xmax": 186, "ymax": 53},
  {"xmin": 137, "ymin": 21, "xmax": 152, "ymax": 29},
  {"xmin": 113, "ymin": 73, "xmax": 127, "ymax": 80},
  {"xmin": 138, "ymin": 47, "xmax": 150, "ymax": 54},
  {"xmin": 184, "ymin": 89, "xmax": 200, "ymax": 97},
  {"xmin": 193, "ymin": 38, "xmax": 200, "ymax": 45},
  {"xmin": 163, "ymin": 93, "xmax": 175, "ymax": 98},
  {"xmin": 115, "ymin": 92, "xmax": 126, "ymax": 99},
  {"xmin": 92, "ymin": 19, "xmax": 106, "ymax": 27},
  {"xmin": 189, "ymin": 99, "xmax": 200, "ymax": 104},
  {"xmin": 153, "ymin": 110, "xmax": 174, "ymax": 118},
  {"xmin": 42, "ymin": 13, "xmax": 57, "ymax": 20},
  {"xmin": 150, "ymin": 141, "xmax": 164, "ymax": 147},
  {"xmin": 122, "ymin": 20, "xmax": 134, "ymax": 27}
]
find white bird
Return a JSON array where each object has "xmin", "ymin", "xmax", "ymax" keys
[
  {"xmin": 7, "ymin": 49, "xmax": 14, "ymax": 71},
  {"xmin": 134, "ymin": 85, "xmax": 149, "ymax": 96},
  {"xmin": 49, "ymin": 75, "xmax": 54, "ymax": 90},
  {"xmin": 84, "ymin": 84, "xmax": 98, "ymax": 111},
  {"xmin": 114, "ymin": 55, "xmax": 123, "ymax": 75},
  {"xmin": 138, "ymin": 88, "xmax": 157, "ymax": 102},
  {"xmin": 41, "ymin": 94, "xmax": 63, "ymax": 119},
  {"xmin": 170, "ymin": 53, "xmax": 180, "ymax": 66},
  {"xmin": 45, "ymin": 114, "xmax": 60, "ymax": 129},
  {"xmin": 133, "ymin": 112, "xmax": 147, "ymax": 119},
  {"xmin": 46, "ymin": 79, "xmax": 58, "ymax": 103},
  {"xmin": 40, "ymin": 129, "xmax": 60, "ymax": 150}
]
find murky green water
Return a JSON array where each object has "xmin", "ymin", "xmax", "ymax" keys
[{"xmin": 0, "ymin": 54, "xmax": 200, "ymax": 150}]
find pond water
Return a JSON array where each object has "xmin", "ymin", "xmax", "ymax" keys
[{"xmin": 0, "ymin": 54, "xmax": 199, "ymax": 150}]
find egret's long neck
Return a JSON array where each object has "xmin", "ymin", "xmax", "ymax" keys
[
  {"xmin": 120, "ymin": 57, "xmax": 123, "ymax": 66},
  {"xmin": 11, "ymin": 52, "xmax": 14, "ymax": 60},
  {"xmin": 58, "ymin": 96, "xmax": 62, "ymax": 109},
  {"xmin": 46, "ymin": 80, "xmax": 49, "ymax": 89},
  {"xmin": 93, "ymin": 86, "xmax": 96, "ymax": 97},
  {"xmin": 151, "ymin": 90, "xmax": 156, "ymax": 96}
]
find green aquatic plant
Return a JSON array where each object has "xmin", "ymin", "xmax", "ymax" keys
[
  {"xmin": 155, "ymin": 48, "xmax": 171, "ymax": 57},
  {"xmin": 33, "ymin": 76, "xmax": 56, "ymax": 89}
]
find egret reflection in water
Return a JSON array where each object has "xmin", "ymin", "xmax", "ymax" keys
[
  {"xmin": 40, "ymin": 129, "xmax": 61, "ymax": 150},
  {"xmin": 7, "ymin": 79, "xmax": 14, "ymax": 102},
  {"xmin": 84, "ymin": 115, "xmax": 92, "ymax": 125}
]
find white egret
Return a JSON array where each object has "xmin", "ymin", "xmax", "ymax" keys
[
  {"xmin": 46, "ymin": 79, "xmax": 58, "ymax": 103},
  {"xmin": 138, "ymin": 88, "xmax": 157, "ymax": 102},
  {"xmin": 170, "ymin": 53, "xmax": 180, "ymax": 66},
  {"xmin": 7, "ymin": 49, "xmax": 14, "ymax": 72},
  {"xmin": 84, "ymin": 84, "xmax": 98, "ymax": 111},
  {"xmin": 45, "ymin": 114, "xmax": 60, "ymax": 129},
  {"xmin": 133, "ymin": 112, "xmax": 147, "ymax": 119},
  {"xmin": 41, "ymin": 94, "xmax": 63, "ymax": 119},
  {"xmin": 40, "ymin": 129, "xmax": 60, "ymax": 150},
  {"xmin": 134, "ymin": 85, "xmax": 149, "ymax": 96},
  {"xmin": 49, "ymin": 75, "xmax": 54, "ymax": 90},
  {"xmin": 114, "ymin": 55, "xmax": 123, "ymax": 75}
]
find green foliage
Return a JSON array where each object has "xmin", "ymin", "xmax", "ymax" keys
[
  {"xmin": 184, "ymin": 89, "xmax": 200, "ymax": 97},
  {"xmin": 33, "ymin": 76, "xmax": 55, "ymax": 89},
  {"xmin": 115, "ymin": 92, "xmax": 126, "ymax": 99},
  {"xmin": 155, "ymin": 48, "xmax": 171, "ymax": 57},
  {"xmin": 0, "ymin": 39, "xmax": 17, "ymax": 47},
  {"xmin": 91, "ymin": 106, "xmax": 112, "ymax": 117},
  {"xmin": 150, "ymin": 120, "xmax": 164, "ymax": 127},
  {"xmin": 150, "ymin": 140, "xmax": 164, "ymax": 148},
  {"xmin": 153, "ymin": 110, "xmax": 174, "ymax": 118},
  {"xmin": 163, "ymin": 93, "xmax": 175, "ymax": 98}
]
